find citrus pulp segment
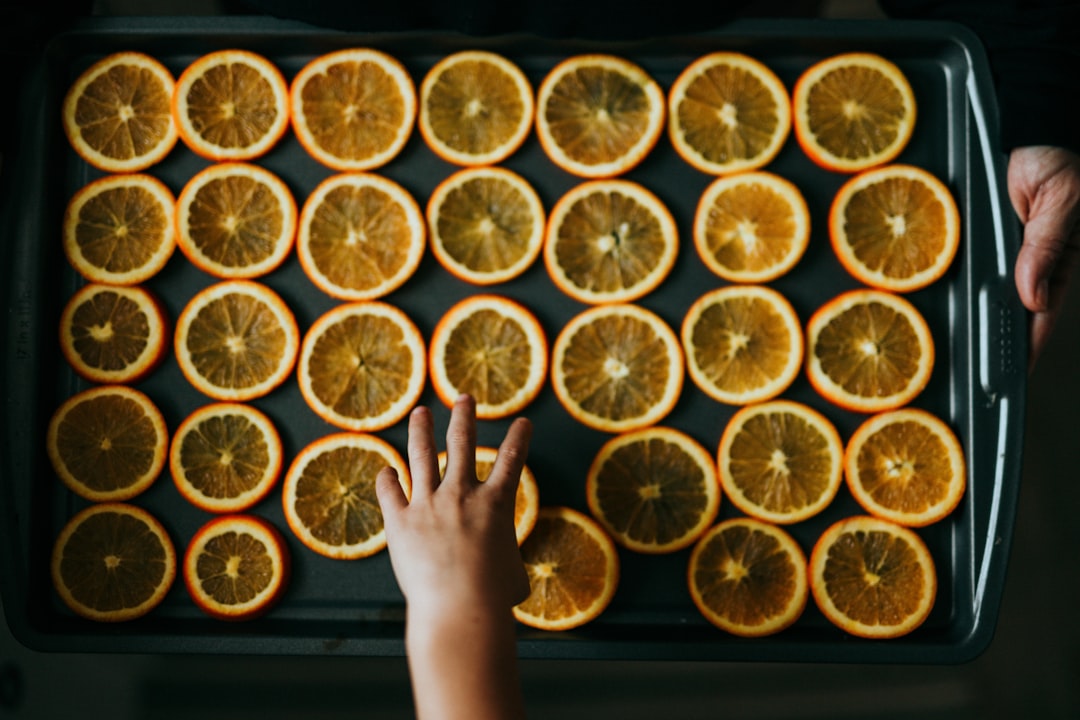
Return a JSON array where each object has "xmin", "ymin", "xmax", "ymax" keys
[{"xmin": 437, "ymin": 447, "xmax": 540, "ymax": 545}]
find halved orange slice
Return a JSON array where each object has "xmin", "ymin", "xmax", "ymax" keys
[
  {"xmin": 809, "ymin": 515, "xmax": 937, "ymax": 639},
  {"xmin": 175, "ymin": 162, "xmax": 297, "ymax": 279},
  {"xmin": 63, "ymin": 174, "xmax": 176, "ymax": 285},
  {"xmin": 680, "ymin": 285, "xmax": 803, "ymax": 405},
  {"xmin": 52, "ymin": 503, "xmax": 176, "ymax": 622},
  {"xmin": 829, "ymin": 164, "xmax": 960, "ymax": 292},
  {"xmin": 59, "ymin": 283, "xmax": 168, "ymax": 385},
  {"xmin": 283, "ymin": 432, "xmax": 411, "ymax": 560},
  {"xmin": 62, "ymin": 51, "xmax": 178, "ymax": 172},
  {"xmin": 173, "ymin": 49, "xmax": 290, "ymax": 161},
  {"xmin": 47, "ymin": 385, "xmax": 168, "ymax": 503},
  {"xmin": 297, "ymin": 172, "xmax": 426, "ymax": 301},
  {"xmin": 551, "ymin": 303, "xmax": 684, "ymax": 433},
  {"xmin": 545, "ymin": 179, "xmax": 678, "ymax": 304},
  {"xmin": 174, "ymin": 280, "xmax": 299, "ymax": 402},
  {"xmin": 668, "ymin": 52, "xmax": 791, "ymax": 175},
  {"xmin": 586, "ymin": 426, "xmax": 719, "ymax": 554},
  {"xmin": 693, "ymin": 171, "xmax": 810, "ymax": 283},
  {"xmin": 535, "ymin": 54, "xmax": 664, "ymax": 178},
  {"xmin": 419, "ymin": 50, "xmax": 534, "ymax": 167},
  {"xmin": 717, "ymin": 400, "xmax": 844, "ymax": 524},
  {"xmin": 793, "ymin": 52, "xmax": 916, "ymax": 173},
  {"xmin": 844, "ymin": 408, "xmax": 966, "ymax": 527},
  {"xmin": 297, "ymin": 301, "xmax": 426, "ymax": 432},
  {"xmin": 438, "ymin": 446, "xmax": 540, "ymax": 545},
  {"xmin": 427, "ymin": 166, "xmax": 545, "ymax": 285},
  {"xmin": 688, "ymin": 517, "xmax": 808, "ymax": 637},
  {"xmin": 290, "ymin": 48, "xmax": 416, "ymax": 171},
  {"xmin": 183, "ymin": 514, "xmax": 290, "ymax": 621},
  {"xmin": 806, "ymin": 289, "xmax": 934, "ymax": 413}
]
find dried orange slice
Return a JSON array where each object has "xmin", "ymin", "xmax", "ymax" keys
[
  {"xmin": 844, "ymin": 408, "xmax": 966, "ymax": 527},
  {"xmin": 793, "ymin": 52, "xmax": 916, "ymax": 173},
  {"xmin": 552, "ymin": 303, "xmax": 684, "ymax": 433},
  {"xmin": 437, "ymin": 447, "xmax": 540, "ymax": 545},
  {"xmin": 170, "ymin": 403, "xmax": 283, "ymax": 513},
  {"xmin": 535, "ymin": 54, "xmax": 664, "ymax": 178},
  {"xmin": 183, "ymin": 514, "xmax": 290, "ymax": 621},
  {"xmin": 59, "ymin": 283, "xmax": 168, "ymax": 385},
  {"xmin": 687, "ymin": 518, "xmax": 808, "ymax": 637},
  {"xmin": 809, "ymin": 515, "xmax": 936, "ymax": 639},
  {"xmin": 668, "ymin": 52, "xmax": 791, "ymax": 175},
  {"xmin": 176, "ymin": 162, "xmax": 297, "ymax": 279},
  {"xmin": 173, "ymin": 49, "xmax": 290, "ymax": 161},
  {"xmin": 586, "ymin": 426, "xmax": 719, "ymax": 554},
  {"xmin": 680, "ymin": 285, "xmax": 803, "ymax": 406},
  {"xmin": 290, "ymin": 48, "xmax": 416, "ymax": 171},
  {"xmin": 282, "ymin": 432, "xmax": 411, "ymax": 559},
  {"xmin": 174, "ymin": 280, "xmax": 299, "ymax": 402},
  {"xmin": 47, "ymin": 385, "xmax": 168, "ymax": 503},
  {"xmin": 426, "ymin": 166, "xmax": 545, "ymax": 285},
  {"xmin": 544, "ymin": 179, "xmax": 678, "ymax": 304},
  {"xmin": 718, "ymin": 400, "xmax": 844, "ymax": 524},
  {"xmin": 806, "ymin": 289, "xmax": 934, "ymax": 413},
  {"xmin": 297, "ymin": 172, "xmax": 426, "ymax": 301},
  {"xmin": 62, "ymin": 51, "xmax": 178, "ymax": 173},
  {"xmin": 829, "ymin": 164, "xmax": 960, "ymax": 292},
  {"xmin": 693, "ymin": 171, "xmax": 810, "ymax": 283},
  {"xmin": 63, "ymin": 174, "xmax": 176, "ymax": 285},
  {"xmin": 52, "ymin": 503, "xmax": 176, "ymax": 622},
  {"xmin": 429, "ymin": 295, "xmax": 548, "ymax": 420},
  {"xmin": 419, "ymin": 50, "xmax": 534, "ymax": 166},
  {"xmin": 513, "ymin": 506, "xmax": 619, "ymax": 631},
  {"xmin": 297, "ymin": 301, "xmax": 426, "ymax": 432}
]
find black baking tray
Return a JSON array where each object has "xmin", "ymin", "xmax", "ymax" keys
[{"xmin": 0, "ymin": 16, "xmax": 1027, "ymax": 662}]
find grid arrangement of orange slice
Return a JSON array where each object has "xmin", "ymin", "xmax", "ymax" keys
[
  {"xmin": 438, "ymin": 447, "xmax": 540, "ymax": 545},
  {"xmin": 183, "ymin": 514, "xmax": 290, "ymax": 621},
  {"xmin": 173, "ymin": 49, "xmax": 290, "ymax": 161}
]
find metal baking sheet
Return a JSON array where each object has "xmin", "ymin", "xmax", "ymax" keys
[{"xmin": 0, "ymin": 15, "xmax": 1026, "ymax": 662}]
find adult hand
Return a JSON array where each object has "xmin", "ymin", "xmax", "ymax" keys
[{"xmin": 1008, "ymin": 145, "xmax": 1080, "ymax": 367}]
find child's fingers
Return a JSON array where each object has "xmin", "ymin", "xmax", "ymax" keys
[
  {"xmin": 487, "ymin": 417, "xmax": 533, "ymax": 497},
  {"xmin": 443, "ymin": 394, "xmax": 478, "ymax": 488},
  {"xmin": 375, "ymin": 466, "xmax": 408, "ymax": 517},
  {"xmin": 406, "ymin": 405, "xmax": 440, "ymax": 499}
]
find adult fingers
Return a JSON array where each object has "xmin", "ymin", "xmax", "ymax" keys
[
  {"xmin": 374, "ymin": 466, "xmax": 408, "ymax": 517},
  {"xmin": 487, "ymin": 417, "xmax": 533, "ymax": 498},
  {"xmin": 442, "ymin": 394, "xmax": 478, "ymax": 487},
  {"xmin": 406, "ymin": 405, "xmax": 439, "ymax": 499}
]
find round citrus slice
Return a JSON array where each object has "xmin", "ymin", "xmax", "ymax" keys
[
  {"xmin": 52, "ymin": 503, "xmax": 176, "ymax": 622},
  {"xmin": 693, "ymin": 171, "xmax": 810, "ymax": 283},
  {"xmin": 552, "ymin": 303, "xmax": 684, "ymax": 433},
  {"xmin": 297, "ymin": 172, "xmax": 426, "ymax": 301},
  {"xmin": 63, "ymin": 174, "xmax": 176, "ymax": 285},
  {"xmin": 586, "ymin": 426, "xmax": 719, "ymax": 554},
  {"xmin": 426, "ymin": 166, "xmax": 545, "ymax": 285},
  {"xmin": 829, "ymin": 164, "xmax": 960, "ymax": 292},
  {"xmin": 175, "ymin": 162, "xmax": 297, "ymax": 279},
  {"xmin": 62, "ymin": 51, "xmax": 178, "ymax": 173},
  {"xmin": 687, "ymin": 517, "xmax": 808, "ymax": 637},
  {"xmin": 170, "ymin": 403, "xmax": 283, "ymax": 513},
  {"xmin": 844, "ymin": 408, "xmax": 966, "ymax": 527},
  {"xmin": 718, "ymin": 400, "xmax": 844, "ymax": 524},
  {"xmin": 173, "ymin": 49, "xmax": 290, "ymax": 161},
  {"xmin": 513, "ymin": 506, "xmax": 620, "ymax": 631},
  {"xmin": 419, "ymin": 50, "xmax": 534, "ymax": 166},
  {"xmin": 437, "ymin": 446, "xmax": 540, "ymax": 545},
  {"xmin": 282, "ymin": 432, "xmax": 411, "ymax": 560},
  {"xmin": 174, "ymin": 280, "xmax": 299, "ymax": 402},
  {"xmin": 535, "ymin": 54, "xmax": 665, "ymax": 178},
  {"xmin": 793, "ymin": 52, "xmax": 916, "ymax": 173},
  {"xmin": 809, "ymin": 515, "xmax": 937, "ymax": 639},
  {"xmin": 183, "ymin": 514, "xmax": 290, "ymax": 621},
  {"xmin": 806, "ymin": 289, "xmax": 935, "ymax": 413},
  {"xmin": 544, "ymin": 179, "xmax": 678, "ymax": 304},
  {"xmin": 297, "ymin": 301, "xmax": 426, "ymax": 432},
  {"xmin": 680, "ymin": 285, "xmax": 803, "ymax": 406},
  {"xmin": 290, "ymin": 48, "xmax": 417, "ymax": 171},
  {"xmin": 47, "ymin": 385, "xmax": 168, "ymax": 503},
  {"xmin": 59, "ymin": 283, "xmax": 168, "ymax": 385},
  {"xmin": 668, "ymin": 52, "xmax": 791, "ymax": 175},
  {"xmin": 429, "ymin": 295, "xmax": 548, "ymax": 420}
]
